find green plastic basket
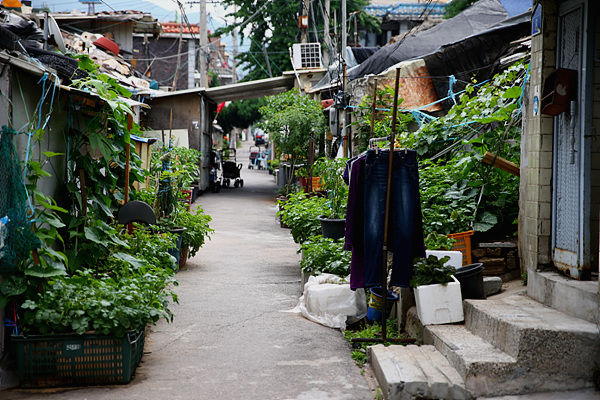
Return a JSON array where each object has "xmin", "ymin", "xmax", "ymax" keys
[{"xmin": 12, "ymin": 329, "xmax": 145, "ymax": 388}]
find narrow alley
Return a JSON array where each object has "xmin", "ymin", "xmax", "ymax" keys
[{"xmin": 3, "ymin": 146, "xmax": 375, "ymax": 400}]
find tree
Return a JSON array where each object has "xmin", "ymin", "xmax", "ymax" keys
[
  {"xmin": 216, "ymin": 98, "xmax": 266, "ymax": 133},
  {"xmin": 217, "ymin": 0, "xmax": 380, "ymax": 82},
  {"xmin": 259, "ymin": 89, "xmax": 326, "ymax": 193},
  {"xmin": 444, "ymin": 0, "xmax": 479, "ymax": 19}
]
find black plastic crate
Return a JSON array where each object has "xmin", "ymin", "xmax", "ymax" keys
[{"xmin": 12, "ymin": 328, "xmax": 145, "ymax": 388}]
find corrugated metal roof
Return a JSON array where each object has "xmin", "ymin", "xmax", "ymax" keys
[{"xmin": 147, "ymin": 75, "xmax": 295, "ymax": 104}]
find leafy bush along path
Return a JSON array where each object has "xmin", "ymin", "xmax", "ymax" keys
[{"xmin": 5, "ymin": 147, "xmax": 375, "ymax": 400}]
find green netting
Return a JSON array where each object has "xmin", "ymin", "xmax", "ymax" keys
[{"xmin": 0, "ymin": 126, "xmax": 41, "ymax": 274}]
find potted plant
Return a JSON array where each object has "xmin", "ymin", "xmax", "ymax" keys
[
  {"xmin": 298, "ymin": 235, "xmax": 351, "ymax": 287},
  {"xmin": 313, "ymin": 157, "xmax": 348, "ymax": 239},
  {"xmin": 410, "ymin": 255, "xmax": 464, "ymax": 325},
  {"xmin": 174, "ymin": 206, "xmax": 214, "ymax": 268},
  {"xmin": 12, "ymin": 227, "xmax": 179, "ymax": 387},
  {"xmin": 277, "ymin": 192, "xmax": 328, "ymax": 243}
]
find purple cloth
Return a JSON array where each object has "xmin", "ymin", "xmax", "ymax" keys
[{"xmin": 344, "ymin": 156, "xmax": 366, "ymax": 290}]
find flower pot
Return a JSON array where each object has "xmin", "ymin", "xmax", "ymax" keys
[
  {"xmin": 317, "ymin": 215, "xmax": 346, "ymax": 240},
  {"xmin": 179, "ymin": 247, "xmax": 189, "ymax": 269},
  {"xmin": 454, "ymin": 263, "xmax": 485, "ymax": 299},
  {"xmin": 414, "ymin": 275, "xmax": 464, "ymax": 325},
  {"xmin": 167, "ymin": 227, "xmax": 186, "ymax": 269},
  {"xmin": 366, "ymin": 287, "xmax": 399, "ymax": 323}
]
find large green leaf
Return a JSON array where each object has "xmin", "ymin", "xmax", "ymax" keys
[
  {"xmin": 0, "ymin": 275, "xmax": 27, "ymax": 296},
  {"xmin": 473, "ymin": 211, "xmax": 498, "ymax": 232}
]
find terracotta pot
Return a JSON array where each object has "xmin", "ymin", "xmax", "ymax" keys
[{"xmin": 179, "ymin": 247, "xmax": 189, "ymax": 269}]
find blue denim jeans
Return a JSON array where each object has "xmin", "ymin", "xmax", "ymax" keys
[{"xmin": 363, "ymin": 149, "xmax": 425, "ymax": 288}]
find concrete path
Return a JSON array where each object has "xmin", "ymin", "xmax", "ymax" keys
[{"xmin": 4, "ymin": 145, "xmax": 375, "ymax": 400}]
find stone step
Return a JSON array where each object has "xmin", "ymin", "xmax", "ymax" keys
[
  {"xmin": 368, "ymin": 344, "xmax": 473, "ymax": 400},
  {"xmin": 424, "ymin": 324, "xmax": 520, "ymax": 397},
  {"xmin": 464, "ymin": 294, "xmax": 600, "ymax": 374}
]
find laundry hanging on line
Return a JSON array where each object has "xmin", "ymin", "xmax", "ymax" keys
[{"xmin": 343, "ymin": 148, "xmax": 425, "ymax": 290}]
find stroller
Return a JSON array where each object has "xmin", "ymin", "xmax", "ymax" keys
[
  {"xmin": 219, "ymin": 147, "xmax": 244, "ymax": 188},
  {"xmin": 248, "ymin": 145, "xmax": 263, "ymax": 169}
]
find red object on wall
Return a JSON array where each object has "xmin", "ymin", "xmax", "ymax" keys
[
  {"xmin": 93, "ymin": 37, "xmax": 120, "ymax": 56},
  {"xmin": 320, "ymin": 99, "xmax": 334, "ymax": 109}
]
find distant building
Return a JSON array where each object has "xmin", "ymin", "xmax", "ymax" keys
[
  {"xmin": 362, "ymin": 0, "xmax": 450, "ymax": 46},
  {"xmin": 132, "ymin": 22, "xmax": 235, "ymax": 90}
]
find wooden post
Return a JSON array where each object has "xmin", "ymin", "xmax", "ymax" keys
[
  {"xmin": 370, "ymin": 79, "xmax": 378, "ymax": 139},
  {"xmin": 124, "ymin": 114, "xmax": 133, "ymax": 203}
]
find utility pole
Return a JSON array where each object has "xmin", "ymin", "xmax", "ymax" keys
[
  {"xmin": 199, "ymin": 0, "xmax": 208, "ymax": 87},
  {"xmin": 323, "ymin": 0, "xmax": 331, "ymax": 65},
  {"xmin": 172, "ymin": 11, "xmax": 184, "ymax": 90},
  {"xmin": 300, "ymin": 0, "xmax": 309, "ymax": 43},
  {"xmin": 341, "ymin": 0, "xmax": 348, "ymax": 157},
  {"xmin": 232, "ymin": 6, "xmax": 238, "ymax": 84}
]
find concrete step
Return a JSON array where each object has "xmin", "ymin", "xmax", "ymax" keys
[
  {"xmin": 464, "ymin": 294, "xmax": 600, "ymax": 377},
  {"xmin": 368, "ymin": 344, "xmax": 473, "ymax": 400},
  {"xmin": 421, "ymin": 294, "xmax": 600, "ymax": 397},
  {"xmin": 423, "ymin": 324, "xmax": 519, "ymax": 397}
]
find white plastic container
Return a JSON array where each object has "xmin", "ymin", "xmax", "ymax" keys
[
  {"xmin": 425, "ymin": 250, "xmax": 463, "ymax": 269},
  {"xmin": 414, "ymin": 275, "xmax": 464, "ymax": 325}
]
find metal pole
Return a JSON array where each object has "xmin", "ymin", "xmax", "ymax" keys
[
  {"xmin": 380, "ymin": 68, "xmax": 401, "ymax": 340},
  {"xmin": 323, "ymin": 0, "xmax": 331, "ymax": 65}
]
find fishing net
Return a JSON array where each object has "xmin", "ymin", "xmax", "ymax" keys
[{"xmin": 0, "ymin": 126, "xmax": 41, "ymax": 273}]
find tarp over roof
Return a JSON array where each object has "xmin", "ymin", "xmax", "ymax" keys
[{"xmin": 348, "ymin": 0, "xmax": 530, "ymax": 81}]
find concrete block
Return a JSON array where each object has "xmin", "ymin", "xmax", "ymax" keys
[
  {"xmin": 480, "ymin": 258, "xmax": 506, "ymax": 275},
  {"xmin": 424, "ymin": 324, "xmax": 517, "ymax": 397},
  {"xmin": 464, "ymin": 294, "xmax": 600, "ymax": 380},
  {"xmin": 483, "ymin": 277, "xmax": 503, "ymax": 296},
  {"xmin": 368, "ymin": 344, "xmax": 473, "ymax": 400},
  {"xmin": 472, "ymin": 248, "xmax": 487, "ymax": 259}
]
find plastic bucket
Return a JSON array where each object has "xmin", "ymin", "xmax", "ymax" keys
[
  {"xmin": 455, "ymin": 263, "xmax": 485, "ymax": 299},
  {"xmin": 366, "ymin": 287, "xmax": 399, "ymax": 323}
]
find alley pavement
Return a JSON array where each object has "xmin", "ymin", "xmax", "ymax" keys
[{"xmin": 3, "ymin": 144, "xmax": 375, "ymax": 400}]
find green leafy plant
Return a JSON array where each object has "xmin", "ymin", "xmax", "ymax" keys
[
  {"xmin": 298, "ymin": 235, "xmax": 351, "ymax": 276},
  {"xmin": 277, "ymin": 192, "xmax": 327, "ymax": 243},
  {"xmin": 259, "ymin": 89, "xmax": 326, "ymax": 194},
  {"xmin": 174, "ymin": 207, "xmax": 214, "ymax": 257},
  {"xmin": 21, "ymin": 268, "xmax": 177, "ymax": 338},
  {"xmin": 410, "ymin": 255, "xmax": 455, "ymax": 288},
  {"xmin": 20, "ymin": 226, "xmax": 180, "ymax": 338},
  {"xmin": 351, "ymin": 85, "xmax": 416, "ymax": 153},
  {"xmin": 343, "ymin": 318, "xmax": 403, "ymax": 367},
  {"xmin": 313, "ymin": 157, "xmax": 348, "ymax": 220},
  {"xmin": 424, "ymin": 232, "xmax": 456, "ymax": 251}
]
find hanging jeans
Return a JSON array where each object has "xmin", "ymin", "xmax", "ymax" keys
[{"xmin": 363, "ymin": 149, "xmax": 425, "ymax": 288}]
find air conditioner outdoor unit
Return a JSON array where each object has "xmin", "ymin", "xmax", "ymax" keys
[{"xmin": 292, "ymin": 43, "xmax": 322, "ymax": 69}]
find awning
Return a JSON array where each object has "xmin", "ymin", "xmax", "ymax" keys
[
  {"xmin": 147, "ymin": 75, "xmax": 295, "ymax": 104},
  {"xmin": 203, "ymin": 75, "xmax": 295, "ymax": 104}
]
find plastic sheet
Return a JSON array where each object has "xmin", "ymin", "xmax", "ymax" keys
[{"xmin": 287, "ymin": 274, "xmax": 367, "ymax": 330}]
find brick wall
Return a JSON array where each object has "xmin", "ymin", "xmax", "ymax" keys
[{"xmin": 520, "ymin": 0, "xmax": 556, "ymax": 274}]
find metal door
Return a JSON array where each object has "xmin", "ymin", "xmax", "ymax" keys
[{"xmin": 552, "ymin": 0, "xmax": 592, "ymax": 279}]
